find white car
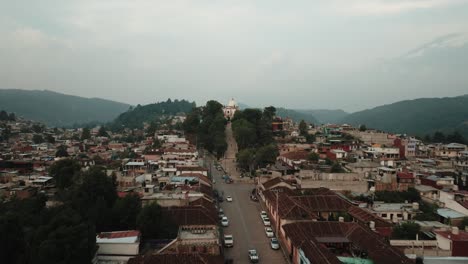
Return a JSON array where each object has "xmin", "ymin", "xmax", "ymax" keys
[
  {"xmin": 262, "ymin": 217, "xmax": 271, "ymax": 226},
  {"xmin": 226, "ymin": 196, "xmax": 233, "ymax": 202},
  {"xmin": 224, "ymin": 234, "xmax": 234, "ymax": 247},
  {"xmin": 260, "ymin": 211, "xmax": 268, "ymax": 220},
  {"xmin": 265, "ymin": 227, "xmax": 274, "ymax": 238},
  {"xmin": 221, "ymin": 216, "xmax": 229, "ymax": 227},
  {"xmin": 270, "ymin": 238, "xmax": 280, "ymax": 250}
]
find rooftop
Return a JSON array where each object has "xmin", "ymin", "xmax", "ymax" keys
[
  {"xmin": 96, "ymin": 230, "xmax": 140, "ymax": 244},
  {"xmin": 437, "ymin": 208, "xmax": 467, "ymax": 219}
]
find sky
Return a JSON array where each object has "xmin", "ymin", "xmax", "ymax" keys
[{"xmin": 1, "ymin": 0, "xmax": 468, "ymax": 112}]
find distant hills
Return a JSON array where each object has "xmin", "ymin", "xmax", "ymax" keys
[
  {"xmin": 295, "ymin": 109, "xmax": 348, "ymax": 124},
  {"xmin": 0, "ymin": 89, "xmax": 130, "ymax": 127},
  {"xmin": 275, "ymin": 108, "xmax": 318, "ymax": 124},
  {"xmin": 341, "ymin": 95, "xmax": 468, "ymax": 137}
]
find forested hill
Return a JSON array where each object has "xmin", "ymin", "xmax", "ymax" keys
[
  {"xmin": 341, "ymin": 95, "xmax": 468, "ymax": 137},
  {"xmin": 111, "ymin": 99, "xmax": 196, "ymax": 129},
  {"xmin": 0, "ymin": 89, "xmax": 130, "ymax": 127},
  {"xmin": 295, "ymin": 109, "xmax": 348, "ymax": 124},
  {"xmin": 274, "ymin": 108, "xmax": 318, "ymax": 124}
]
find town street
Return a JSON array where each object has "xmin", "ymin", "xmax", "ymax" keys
[{"xmin": 206, "ymin": 122, "xmax": 286, "ymax": 264}]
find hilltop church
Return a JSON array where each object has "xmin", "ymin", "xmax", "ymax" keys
[{"xmin": 223, "ymin": 98, "xmax": 239, "ymax": 120}]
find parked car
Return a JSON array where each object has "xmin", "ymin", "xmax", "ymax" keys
[
  {"xmin": 224, "ymin": 234, "xmax": 234, "ymax": 247},
  {"xmin": 250, "ymin": 194, "xmax": 258, "ymax": 201},
  {"xmin": 226, "ymin": 196, "xmax": 233, "ymax": 202},
  {"xmin": 260, "ymin": 211, "xmax": 268, "ymax": 220},
  {"xmin": 265, "ymin": 227, "xmax": 274, "ymax": 238},
  {"xmin": 262, "ymin": 217, "xmax": 271, "ymax": 226},
  {"xmin": 248, "ymin": 249, "xmax": 259, "ymax": 263},
  {"xmin": 270, "ymin": 238, "xmax": 280, "ymax": 250},
  {"xmin": 218, "ymin": 195, "xmax": 224, "ymax": 202},
  {"xmin": 221, "ymin": 216, "xmax": 229, "ymax": 227}
]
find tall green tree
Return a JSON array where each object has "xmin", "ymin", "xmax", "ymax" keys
[
  {"xmin": 33, "ymin": 134, "xmax": 44, "ymax": 144},
  {"xmin": 49, "ymin": 159, "xmax": 82, "ymax": 189},
  {"xmin": 137, "ymin": 203, "xmax": 177, "ymax": 239},
  {"xmin": 392, "ymin": 222, "xmax": 420, "ymax": 239},
  {"xmin": 112, "ymin": 193, "xmax": 142, "ymax": 230},
  {"xmin": 81, "ymin": 127, "xmax": 91, "ymax": 140},
  {"xmin": 299, "ymin": 120, "xmax": 308, "ymax": 136},
  {"xmin": 55, "ymin": 145, "xmax": 69, "ymax": 157}
]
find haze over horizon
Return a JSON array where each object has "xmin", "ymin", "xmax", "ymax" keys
[{"xmin": 1, "ymin": 1, "xmax": 468, "ymax": 112}]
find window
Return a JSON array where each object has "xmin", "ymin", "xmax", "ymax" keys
[{"xmin": 381, "ymin": 213, "xmax": 387, "ymax": 217}]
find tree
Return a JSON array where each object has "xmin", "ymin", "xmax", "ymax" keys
[
  {"xmin": 0, "ymin": 213, "xmax": 26, "ymax": 263},
  {"xmin": 182, "ymin": 110, "xmax": 200, "ymax": 134},
  {"xmin": 137, "ymin": 203, "xmax": 177, "ymax": 239},
  {"xmin": 299, "ymin": 120, "xmax": 308, "ymax": 136},
  {"xmin": 262, "ymin": 106, "xmax": 276, "ymax": 122},
  {"xmin": 308, "ymin": 152, "xmax": 319, "ymax": 162},
  {"xmin": 359, "ymin": 124, "xmax": 367, "ymax": 131},
  {"xmin": 330, "ymin": 162, "xmax": 344, "ymax": 173},
  {"xmin": 33, "ymin": 207, "xmax": 95, "ymax": 264},
  {"xmin": 392, "ymin": 222, "xmax": 420, "ymax": 239},
  {"xmin": 71, "ymin": 166, "xmax": 117, "ymax": 217},
  {"xmin": 81, "ymin": 127, "xmax": 91, "ymax": 140},
  {"xmin": 33, "ymin": 134, "xmax": 44, "ymax": 144},
  {"xmin": 55, "ymin": 145, "xmax": 69, "ymax": 157},
  {"xmin": 49, "ymin": 159, "xmax": 82, "ymax": 189},
  {"xmin": 255, "ymin": 144, "xmax": 279, "ymax": 168},
  {"xmin": 112, "ymin": 193, "xmax": 142, "ymax": 230},
  {"xmin": 97, "ymin": 127, "xmax": 109, "ymax": 137},
  {"xmin": 459, "ymin": 217, "xmax": 468, "ymax": 230},
  {"xmin": 237, "ymin": 148, "xmax": 256, "ymax": 172},
  {"xmin": 32, "ymin": 124, "xmax": 44, "ymax": 133},
  {"xmin": 446, "ymin": 131, "xmax": 466, "ymax": 144},
  {"xmin": 45, "ymin": 134, "xmax": 55, "ymax": 144},
  {"xmin": 0, "ymin": 110, "xmax": 8, "ymax": 121},
  {"xmin": 432, "ymin": 131, "xmax": 445, "ymax": 143},
  {"xmin": 232, "ymin": 119, "xmax": 257, "ymax": 149}
]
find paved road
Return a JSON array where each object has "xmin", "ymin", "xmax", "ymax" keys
[{"xmin": 207, "ymin": 122, "xmax": 286, "ymax": 264}]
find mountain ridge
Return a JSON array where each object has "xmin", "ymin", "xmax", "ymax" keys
[{"xmin": 0, "ymin": 89, "xmax": 131, "ymax": 127}]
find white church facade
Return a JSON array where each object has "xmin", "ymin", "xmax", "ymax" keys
[{"xmin": 223, "ymin": 98, "xmax": 239, "ymax": 120}]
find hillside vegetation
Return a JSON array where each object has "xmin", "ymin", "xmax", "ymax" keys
[
  {"xmin": 0, "ymin": 89, "xmax": 130, "ymax": 127},
  {"xmin": 296, "ymin": 109, "xmax": 348, "ymax": 124},
  {"xmin": 112, "ymin": 99, "xmax": 195, "ymax": 129},
  {"xmin": 341, "ymin": 95, "xmax": 468, "ymax": 137}
]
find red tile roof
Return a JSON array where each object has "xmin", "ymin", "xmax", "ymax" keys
[
  {"xmin": 347, "ymin": 206, "xmax": 392, "ymax": 228},
  {"xmin": 280, "ymin": 150, "xmax": 309, "ymax": 160},
  {"xmin": 98, "ymin": 230, "xmax": 140, "ymax": 239},
  {"xmin": 283, "ymin": 222, "xmax": 412, "ymax": 264},
  {"xmin": 162, "ymin": 205, "xmax": 218, "ymax": 226},
  {"xmin": 397, "ymin": 172, "xmax": 414, "ymax": 179}
]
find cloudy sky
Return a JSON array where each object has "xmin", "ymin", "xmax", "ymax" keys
[{"xmin": 1, "ymin": 0, "xmax": 468, "ymax": 112}]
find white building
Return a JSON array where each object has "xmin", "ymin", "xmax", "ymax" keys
[
  {"xmin": 223, "ymin": 98, "xmax": 239, "ymax": 120},
  {"xmin": 96, "ymin": 230, "xmax": 140, "ymax": 264}
]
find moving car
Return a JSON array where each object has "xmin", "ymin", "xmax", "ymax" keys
[
  {"xmin": 262, "ymin": 217, "xmax": 271, "ymax": 226},
  {"xmin": 221, "ymin": 216, "xmax": 229, "ymax": 227},
  {"xmin": 248, "ymin": 249, "xmax": 259, "ymax": 263},
  {"xmin": 224, "ymin": 234, "xmax": 234, "ymax": 247},
  {"xmin": 265, "ymin": 227, "xmax": 274, "ymax": 238},
  {"xmin": 270, "ymin": 237, "xmax": 280, "ymax": 250},
  {"xmin": 226, "ymin": 196, "xmax": 233, "ymax": 202}
]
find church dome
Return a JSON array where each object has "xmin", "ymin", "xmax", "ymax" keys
[{"xmin": 227, "ymin": 98, "xmax": 237, "ymax": 107}]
